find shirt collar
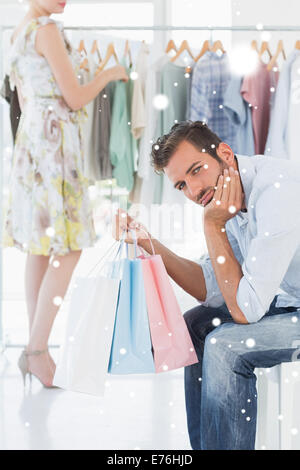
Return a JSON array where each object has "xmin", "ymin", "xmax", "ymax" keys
[{"xmin": 235, "ymin": 154, "xmax": 256, "ymax": 223}]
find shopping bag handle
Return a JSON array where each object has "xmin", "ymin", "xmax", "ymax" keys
[
  {"xmin": 113, "ymin": 230, "xmax": 129, "ymax": 261},
  {"xmin": 85, "ymin": 240, "xmax": 120, "ymax": 278},
  {"xmin": 129, "ymin": 227, "xmax": 155, "ymax": 257},
  {"xmin": 85, "ymin": 230, "xmax": 129, "ymax": 278}
]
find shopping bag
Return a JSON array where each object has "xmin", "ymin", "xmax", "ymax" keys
[
  {"xmin": 140, "ymin": 248, "xmax": 198, "ymax": 373},
  {"xmin": 53, "ymin": 243, "xmax": 121, "ymax": 396},
  {"xmin": 108, "ymin": 246, "xmax": 155, "ymax": 374}
]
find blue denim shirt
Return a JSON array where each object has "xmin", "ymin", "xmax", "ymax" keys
[{"xmin": 198, "ymin": 153, "xmax": 300, "ymax": 323}]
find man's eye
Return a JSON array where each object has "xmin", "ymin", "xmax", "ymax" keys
[
  {"xmin": 193, "ymin": 166, "xmax": 201, "ymax": 174},
  {"xmin": 178, "ymin": 182, "xmax": 185, "ymax": 191}
]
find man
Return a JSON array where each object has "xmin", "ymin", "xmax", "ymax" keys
[{"xmin": 114, "ymin": 120, "xmax": 300, "ymax": 450}]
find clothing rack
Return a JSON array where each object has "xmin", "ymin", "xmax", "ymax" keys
[{"xmin": 1, "ymin": 23, "xmax": 300, "ymax": 352}]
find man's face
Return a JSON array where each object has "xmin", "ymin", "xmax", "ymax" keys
[{"xmin": 164, "ymin": 140, "xmax": 234, "ymax": 207}]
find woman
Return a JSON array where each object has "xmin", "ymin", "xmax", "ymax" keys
[{"xmin": 3, "ymin": 0, "xmax": 128, "ymax": 388}]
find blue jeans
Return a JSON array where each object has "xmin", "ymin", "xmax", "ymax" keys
[{"xmin": 183, "ymin": 295, "xmax": 300, "ymax": 450}]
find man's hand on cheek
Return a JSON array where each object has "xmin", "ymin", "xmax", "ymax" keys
[{"xmin": 203, "ymin": 166, "xmax": 245, "ymax": 228}]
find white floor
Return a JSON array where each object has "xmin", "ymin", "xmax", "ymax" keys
[
  {"xmin": 0, "ymin": 348, "xmax": 191, "ymax": 450},
  {"xmin": 3, "ymin": 224, "xmax": 300, "ymax": 450},
  {"xmin": 0, "ymin": 235, "xmax": 198, "ymax": 451}
]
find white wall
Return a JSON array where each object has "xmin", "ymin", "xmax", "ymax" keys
[{"xmin": 232, "ymin": 0, "xmax": 300, "ymax": 64}]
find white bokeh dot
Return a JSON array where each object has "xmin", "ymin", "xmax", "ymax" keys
[
  {"xmin": 46, "ymin": 227, "xmax": 55, "ymax": 237},
  {"xmin": 153, "ymin": 94, "xmax": 169, "ymax": 110},
  {"xmin": 217, "ymin": 255, "xmax": 226, "ymax": 264},
  {"xmin": 130, "ymin": 71, "xmax": 139, "ymax": 80},
  {"xmin": 246, "ymin": 338, "xmax": 256, "ymax": 348},
  {"xmin": 212, "ymin": 317, "xmax": 221, "ymax": 327},
  {"xmin": 53, "ymin": 296, "xmax": 62, "ymax": 306}
]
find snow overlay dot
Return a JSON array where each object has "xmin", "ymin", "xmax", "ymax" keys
[
  {"xmin": 246, "ymin": 338, "xmax": 256, "ymax": 348},
  {"xmin": 212, "ymin": 317, "xmax": 221, "ymax": 327}
]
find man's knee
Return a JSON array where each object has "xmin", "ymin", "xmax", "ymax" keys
[{"xmin": 203, "ymin": 323, "xmax": 254, "ymax": 376}]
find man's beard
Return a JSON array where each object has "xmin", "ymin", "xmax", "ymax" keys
[{"xmin": 196, "ymin": 161, "xmax": 230, "ymax": 204}]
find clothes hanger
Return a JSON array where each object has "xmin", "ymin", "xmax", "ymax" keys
[
  {"xmin": 170, "ymin": 40, "xmax": 196, "ymax": 63},
  {"xmin": 258, "ymin": 41, "xmax": 272, "ymax": 60},
  {"xmin": 124, "ymin": 39, "xmax": 133, "ymax": 68},
  {"xmin": 211, "ymin": 40, "xmax": 226, "ymax": 54},
  {"xmin": 78, "ymin": 39, "xmax": 89, "ymax": 71},
  {"xmin": 267, "ymin": 40, "xmax": 286, "ymax": 71},
  {"xmin": 78, "ymin": 39, "xmax": 88, "ymax": 56},
  {"xmin": 91, "ymin": 40, "xmax": 102, "ymax": 62},
  {"xmin": 165, "ymin": 39, "xmax": 178, "ymax": 55},
  {"xmin": 194, "ymin": 40, "xmax": 212, "ymax": 61},
  {"xmin": 251, "ymin": 40, "xmax": 259, "ymax": 53},
  {"xmin": 295, "ymin": 40, "xmax": 300, "ymax": 50},
  {"xmin": 80, "ymin": 57, "xmax": 90, "ymax": 71},
  {"xmin": 96, "ymin": 42, "xmax": 119, "ymax": 74}
]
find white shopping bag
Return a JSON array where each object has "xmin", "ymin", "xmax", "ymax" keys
[{"xmin": 53, "ymin": 273, "xmax": 120, "ymax": 396}]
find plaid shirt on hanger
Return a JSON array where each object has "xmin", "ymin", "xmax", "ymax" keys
[{"xmin": 190, "ymin": 51, "xmax": 237, "ymax": 150}]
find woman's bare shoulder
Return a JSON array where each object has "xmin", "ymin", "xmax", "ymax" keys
[{"xmin": 11, "ymin": 18, "xmax": 32, "ymax": 45}]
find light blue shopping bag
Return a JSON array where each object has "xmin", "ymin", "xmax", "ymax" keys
[{"xmin": 108, "ymin": 237, "xmax": 155, "ymax": 375}]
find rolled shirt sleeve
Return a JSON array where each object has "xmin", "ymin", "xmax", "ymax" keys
[
  {"xmin": 197, "ymin": 225, "xmax": 244, "ymax": 308},
  {"xmin": 236, "ymin": 182, "xmax": 300, "ymax": 323}
]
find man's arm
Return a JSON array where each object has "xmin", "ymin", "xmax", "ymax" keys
[
  {"xmin": 204, "ymin": 221, "xmax": 248, "ymax": 324},
  {"xmin": 139, "ymin": 237, "xmax": 208, "ymax": 302}
]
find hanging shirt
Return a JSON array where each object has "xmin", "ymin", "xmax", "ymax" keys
[
  {"xmin": 131, "ymin": 41, "xmax": 150, "ymax": 140},
  {"xmin": 190, "ymin": 51, "xmax": 236, "ymax": 149},
  {"xmin": 77, "ymin": 60, "xmax": 100, "ymax": 182},
  {"xmin": 109, "ymin": 57, "xmax": 137, "ymax": 192},
  {"xmin": 154, "ymin": 60, "xmax": 191, "ymax": 205},
  {"xmin": 265, "ymin": 51, "xmax": 300, "ymax": 159},
  {"xmin": 286, "ymin": 54, "xmax": 300, "ymax": 163},
  {"xmin": 89, "ymin": 53, "xmax": 114, "ymax": 180},
  {"xmin": 138, "ymin": 54, "xmax": 169, "ymax": 181},
  {"xmin": 265, "ymin": 50, "xmax": 300, "ymax": 159},
  {"xmin": 241, "ymin": 60, "xmax": 279, "ymax": 155},
  {"xmin": 197, "ymin": 153, "xmax": 300, "ymax": 323},
  {"xmin": 223, "ymin": 74, "xmax": 255, "ymax": 156},
  {"xmin": 138, "ymin": 54, "xmax": 169, "ymax": 208}
]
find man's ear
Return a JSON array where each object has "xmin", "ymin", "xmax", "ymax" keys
[{"xmin": 216, "ymin": 142, "xmax": 235, "ymax": 165}]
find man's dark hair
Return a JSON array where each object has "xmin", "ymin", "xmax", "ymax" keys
[{"xmin": 151, "ymin": 120, "xmax": 223, "ymax": 173}]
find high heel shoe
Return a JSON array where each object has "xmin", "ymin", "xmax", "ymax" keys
[{"xmin": 18, "ymin": 348, "xmax": 59, "ymax": 389}]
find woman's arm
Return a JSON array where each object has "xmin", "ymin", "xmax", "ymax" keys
[{"xmin": 35, "ymin": 23, "xmax": 128, "ymax": 111}]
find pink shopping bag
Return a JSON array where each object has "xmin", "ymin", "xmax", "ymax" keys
[{"xmin": 140, "ymin": 253, "xmax": 198, "ymax": 373}]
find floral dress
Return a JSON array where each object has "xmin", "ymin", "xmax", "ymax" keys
[{"xmin": 3, "ymin": 16, "xmax": 97, "ymax": 256}]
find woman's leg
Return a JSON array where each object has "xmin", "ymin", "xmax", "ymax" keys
[
  {"xmin": 26, "ymin": 250, "xmax": 82, "ymax": 385},
  {"xmin": 25, "ymin": 254, "xmax": 50, "ymax": 333}
]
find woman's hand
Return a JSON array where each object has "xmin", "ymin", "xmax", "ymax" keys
[
  {"xmin": 110, "ymin": 65, "xmax": 129, "ymax": 82},
  {"xmin": 112, "ymin": 209, "xmax": 151, "ymax": 245}
]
